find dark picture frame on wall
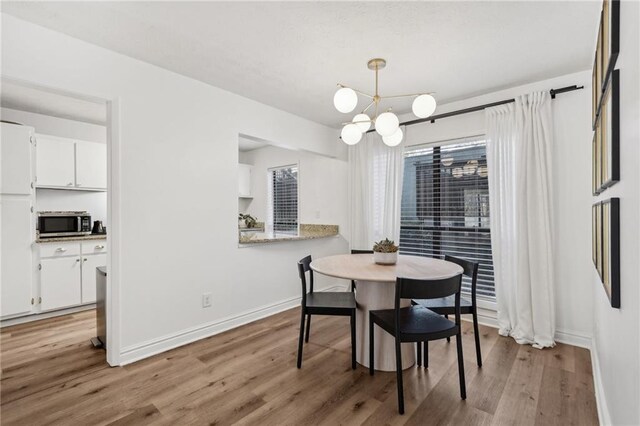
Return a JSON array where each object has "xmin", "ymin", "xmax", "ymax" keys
[
  {"xmin": 601, "ymin": 198, "xmax": 620, "ymax": 308},
  {"xmin": 601, "ymin": 0, "xmax": 620, "ymax": 92},
  {"xmin": 593, "ymin": 69, "xmax": 620, "ymax": 195},
  {"xmin": 592, "ymin": 0, "xmax": 620, "ymax": 130}
]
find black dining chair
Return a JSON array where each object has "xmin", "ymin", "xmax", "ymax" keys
[
  {"xmin": 349, "ymin": 249, "xmax": 373, "ymax": 292},
  {"xmin": 413, "ymin": 255, "xmax": 482, "ymax": 367},
  {"xmin": 297, "ymin": 255, "xmax": 357, "ymax": 370},
  {"xmin": 369, "ymin": 274, "xmax": 466, "ymax": 414}
]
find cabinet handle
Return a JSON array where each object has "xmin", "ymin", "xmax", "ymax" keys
[
  {"xmin": 76, "ymin": 258, "xmax": 81, "ymax": 262},
  {"xmin": 95, "ymin": 245, "xmax": 105, "ymax": 249},
  {"xmin": 55, "ymin": 248, "xmax": 67, "ymax": 252},
  {"xmin": 83, "ymin": 258, "xmax": 88, "ymax": 262},
  {"xmin": 67, "ymin": 182, "xmax": 73, "ymax": 186}
]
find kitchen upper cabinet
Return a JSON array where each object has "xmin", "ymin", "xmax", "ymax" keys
[
  {"xmin": 36, "ymin": 135, "xmax": 76, "ymax": 188},
  {"xmin": 40, "ymin": 256, "xmax": 82, "ymax": 311},
  {"xmin": 1, "ymin": 123, "xmax": 34, "ymax": 195},
  {"xmin": 35, "ymin": 134, "xmax": 107, "ymax": 191},
  {"xmin": 0, "ymin": 198, "xmax": 33, "ymax": 317},
  {"xmin": 239, "ymin": 163, "xmax": 253, "ymax": 198},
  {"xmin": 81, "ymin": 253, "xmax": 106, "ymax": 304},
  {"xmin": 76, "ymin": 142, "xmax": 107, "ymax": 189}
]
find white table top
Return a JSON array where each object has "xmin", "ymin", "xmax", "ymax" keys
[{"xmin": 310, "ymin": 254, "xmax": 463, "ymax": 283}]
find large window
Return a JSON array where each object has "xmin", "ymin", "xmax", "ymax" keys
[
  {"xmin": 268, "ymin": 165, "xmax": 298, "ymax": 234},
  {"xmin": 400, "ymin": 136, "xmax": 495, "ymax": 299}
]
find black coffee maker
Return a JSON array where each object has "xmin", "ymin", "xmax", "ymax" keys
[{"xmin": 92, "ymin": 220, "xmax": 106, "ymax": 234}]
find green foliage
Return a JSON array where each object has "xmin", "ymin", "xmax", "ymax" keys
[
  {"xmin": 238, "ymin": 213, "xmax": 258, "ymax": 228},
  {"xmin": 373, "ymin": 238, "xmax": 399, "ymax": 253}
]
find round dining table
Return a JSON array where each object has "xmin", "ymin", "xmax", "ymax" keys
[{"xmin": 310, "ymin": 254, "xmax": 463, "ymax": 371}]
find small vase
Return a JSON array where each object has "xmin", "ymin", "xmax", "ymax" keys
[{"xmin": 373, "ymin": 251, "xmax": 398, "ymax": 265}]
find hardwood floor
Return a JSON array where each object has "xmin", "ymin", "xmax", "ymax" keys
[{"xmin": 0, "ymin": 308, "xmax": 598, "ymax": 425}]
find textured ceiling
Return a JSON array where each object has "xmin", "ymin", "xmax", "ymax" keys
[{"xmin": 2, "ymin": 2, "xmax": 600, "ymax": 127}]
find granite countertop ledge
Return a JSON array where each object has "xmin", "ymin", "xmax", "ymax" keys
[
  {"xmin": 36, "ymin": 235, "xmax": 107, "ymax": 243},
  {"xmin": 239, "ymin": 224, "xmax": 338, "ymax": 245}
]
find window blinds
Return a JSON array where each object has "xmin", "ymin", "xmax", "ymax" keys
[
  {"xmin": 269, "ymin": 165, "xmax": 298, "ymax": 234},
  {"xmin": 400, "ymin": 137, "xmax": 495, "ymax": 299}
]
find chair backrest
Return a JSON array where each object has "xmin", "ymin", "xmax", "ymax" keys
[
  {"xmin": 444, "ymin": 255, "xmax": 479, "ymax": 301},
  {"xmin": 395, "ymin": 274, "xmax": 463, "ymax": 326},
  {"xmin": 351, "ymin": 249, "xmax": 373, "ymax": 254},
  {"xmin": 297, "ymin": 255, "xmax": 314, "ymax": 306}
]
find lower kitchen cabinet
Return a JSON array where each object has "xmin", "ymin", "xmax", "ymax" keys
[
  {"xmin": 40, "ymin": 257, "xmax": 82, "ymax": 311},
  {"xmin": 81, "ymin": 254, "xmax": 106, "ymax": 304}
]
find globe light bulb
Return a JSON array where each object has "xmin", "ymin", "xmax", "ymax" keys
[
  {"xmin": 441, "ymin": 156, "xmax": 454, "ymax": 167},
  {"xmin": 333, "ymin": 87, "xmax": 358, "ymax": 113},
  {"xmin": 382, "ymin": 128, "xmax": 403, "ymax": 147},
  {"xmin": 352, "ymin": 113, "xmax": 371, "ymax": 132},
  {"xmin": 341, "ymin": 123, "xmax": 362, "ymax": 145},
  {"xmin": 412, "ymin": 94, "xmax": 437, "ymax": 118},
  {"xmin": 375, "ymin": 112, "xmax": 399, "ymax": 137}
]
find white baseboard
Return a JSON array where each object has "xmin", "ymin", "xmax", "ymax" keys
[
  {"xmin": 590, "ymin": 337, "xmax": 611, "ymax": 426},
  {"xmin": 119, "ymin": 285, "xmax": 344, "ymax": 366},
  {"xmin": 1, "ymin": 303, "xmax": 96, "ymax": 328}
]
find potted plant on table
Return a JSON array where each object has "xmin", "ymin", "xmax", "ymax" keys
[
  {"xmin": 373, "ymin": 238, "xmax": 399, "ymax": 265},
  {"xmin": 238, "ymin": 213, "xmax": 258, "ymax": 229}
]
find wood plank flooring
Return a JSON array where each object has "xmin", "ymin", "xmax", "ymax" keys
[{"xmin": 0, "ymin": 308, "xmax": 598, "ymax": 425}]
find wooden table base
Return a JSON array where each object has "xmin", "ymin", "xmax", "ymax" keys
[{"xmin": 355, "ymin": 280, "xmax": 415, "ymax": 371}]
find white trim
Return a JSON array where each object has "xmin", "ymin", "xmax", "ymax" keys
[
  {"xmin": 590, "ymin": 337, "xmax": 612, "ymax": 426},
  {"xmin": 105, "ymin": 98, "xmax": 121, "ymax": 367},
  {"xmin": 465, "ymin": 305, "xmax": 592, "ymax": 349},
  {"xmin": 1, "ymin": 303, "xmax": 95, "ymax": 327},
  {"xmin": 118, "ymin": 285, "xmax": 344, "ymax": 366}
]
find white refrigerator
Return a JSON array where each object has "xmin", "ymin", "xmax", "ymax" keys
[{"xmin": 1, "ymin": 122, "xmax": 36, "ymax": 318}]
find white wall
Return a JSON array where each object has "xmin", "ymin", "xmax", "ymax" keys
[
  {"xmin": 1, "ymin": 14, "xmax": 349, "ymax": 364},
  {"xmin": 590, "ymin": 2, "xmax": 640, "ymax": 424},
  {"xmin": 0, "ymin": 108, "xmax": 107, "ymax": 143},
  {"xmin": 240, "ymin": 145, "xmax": 349, "ymax": 232},
  {"xmin": 392, "ymin": 70, "xmax": 594, "ymax": 345}
]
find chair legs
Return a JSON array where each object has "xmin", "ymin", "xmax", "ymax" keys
[
  {"xmin": 296, "ymin": 309, "xmax": 305, "ymax": 369},
  {"xmin": 416, "ymin": 341, "xmax": 422, "ymax": 367},
  {"xmin": 455, "ymin": 332, "xmax": 466, "ymax": 399},
  {"xmin": 445, "ymin": 314, "xmax": 450, "ymax": 342},
  {"xmin": 423, "ymin": 341, "xmax": 429, "ymax": 368},
  {"xmin": 369, "ymin": 314, "xmax": 374, "ymax": 376},
  {"xmin": 350, "ymin": 311, "xmax": 356, "ymax": 370},
  {"xmin": 304, "ymin": 314, "xmax": 311, "ymax": 343},
  {"xmin": 472, "ymin": 308, "xmax": 483, "ymax": 367},
  {"xmin": 395, "ymin": 337, "xmax": 405, "ymax": 414}
]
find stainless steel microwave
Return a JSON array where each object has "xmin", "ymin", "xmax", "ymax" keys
[{"xmin": 37, "ymin": 211, "xmax": 92, "ymax": 238}]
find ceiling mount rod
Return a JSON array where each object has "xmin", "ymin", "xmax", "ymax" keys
[{"xmin": 365, "ymin": 84, "xmax": 584, "ymax": 133}]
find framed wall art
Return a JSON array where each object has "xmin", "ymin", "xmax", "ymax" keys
[
  {"xmin": 601, "ymin": 198, "xmax": 620, "ymax": 308},
  {"xmin": 599, "ymin": 69, "xmax": 620, "ymax": 190},
  {"xmin": 601, "ymin": 0, "xmax": 620, "ymax": 92}
]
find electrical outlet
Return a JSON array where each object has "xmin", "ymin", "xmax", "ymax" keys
[{"xmin": 202, "ymin": 293, "xmax": 212, "ymax": 308}]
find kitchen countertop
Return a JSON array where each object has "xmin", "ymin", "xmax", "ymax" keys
[
  {"xmin": 239, "ymin": 224, "xmax": 339, "ymax": 245},
  {"xmin": 35, "ymin": 235, "xmax": 107, "ymax": 243}
]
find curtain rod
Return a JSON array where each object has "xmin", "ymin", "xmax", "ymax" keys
[{"xmin": 365, "ymin": 84, "xmax": 584, "ymax": 133}]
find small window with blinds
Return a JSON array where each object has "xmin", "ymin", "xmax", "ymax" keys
[
  {"xmin": 400, "ymin": 136, "xmax": 495, "ymax": 299},
  {"xmin": 268, "ymin": 165, "xmax": 299, "ymax": 235}
]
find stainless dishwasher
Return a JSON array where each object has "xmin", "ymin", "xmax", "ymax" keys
[{"xmin": 91, "ymin": 266, "xmax": 107, "ymax": 349}]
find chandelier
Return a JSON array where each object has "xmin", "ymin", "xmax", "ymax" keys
[{"xmin": 334, "ymin": 58, "xmax": 437, "ymax": 147}]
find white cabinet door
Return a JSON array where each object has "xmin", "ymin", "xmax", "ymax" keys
[
  {"xmin": 81, "ymin": 254, "xmax": 106, "ymax": 304},
  {"xmin": 238, "ymin": 164, "xmax": 252, "ymax": 198},
  {"xmin": 40, "ymin": 257, "xmax": 82, "ymax": 311},
  {"xmin": 75, "ymin": 142, "xmax": 107, "ymax": 189},
  {"xmin": 1, "ymin": 123, "xmax": 34, "ymax": 195},
  {"xmin": 36, "ymin": 136, "xmax": 75, "ymax": 188},
  {"xmin": 0, "ymin": 197, "xmax": 33, "ymax": 317}
]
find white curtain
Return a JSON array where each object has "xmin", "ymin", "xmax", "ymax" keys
[
  {"xmin": 486, "ymin": 92, "xmax": 556, "ymax": 349},
  {"xmin": 349, "ymin": 130, "xmax": 404, "ymax": 250}
]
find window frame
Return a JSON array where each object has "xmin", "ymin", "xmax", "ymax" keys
[
  {"xmin": 401, "ymin": 135, "xmax": 496, "ymax": 302},
  {"xmin": 267, "ymin": 163, "xmax": 299, "ymax": 235}
]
